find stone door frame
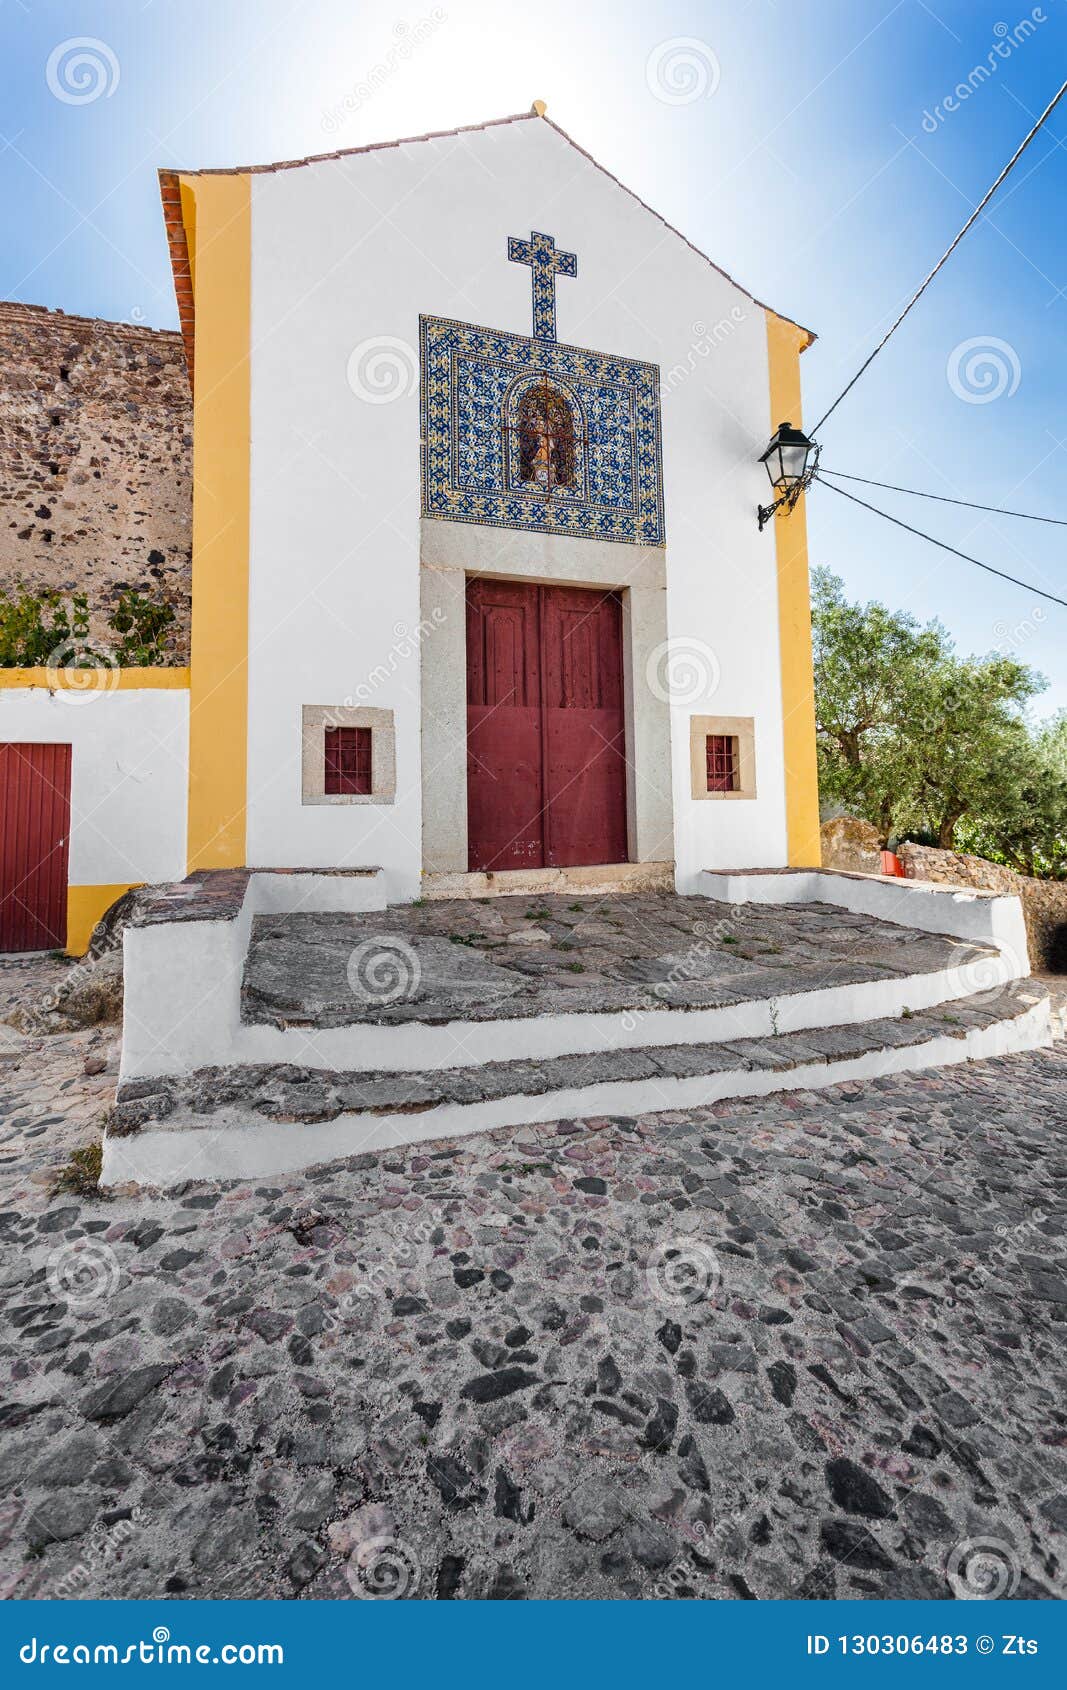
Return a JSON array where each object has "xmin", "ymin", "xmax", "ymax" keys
[{"xmin": 419, "ymin": 518, "xmax": 675, "ymax": 877}]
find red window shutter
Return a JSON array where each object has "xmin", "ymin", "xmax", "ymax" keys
[
  {"xmin": 706, "ymin": 734, "xmax": 738, "ymax": 793},
  {"xmin": 354, "ymin": 729, "xmax": 372, "ymax": 792},
  {"xmin": 325, "ymin": 727, "xmax": 372, "ymax": 795}
]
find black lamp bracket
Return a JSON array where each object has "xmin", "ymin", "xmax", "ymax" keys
[{"xmin": 757, "ymin": 443, "xmax": 821, "ymax": 531}]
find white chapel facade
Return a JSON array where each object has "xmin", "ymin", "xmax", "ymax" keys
[{"xmin": 2, "ymin": 106, "xmax": 821, "ymax": 951}]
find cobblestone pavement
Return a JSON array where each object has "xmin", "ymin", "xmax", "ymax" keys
[{"xmin": 1, "ymin": 956, "xmax": 1065, "ymax": 1602}]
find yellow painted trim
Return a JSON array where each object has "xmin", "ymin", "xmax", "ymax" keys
[
  {"xmin": 182, "ymin": 172, "xmax": 251, "ymax": 870},
  {"xmin": 0, "ymin": 668, "xmax": 190, "ymax": 690},
  {"xmin": 180, "ymin": 177, "xmax": 197, "ymax": 294},
  {"xmin": 65, "ymin": 883, "xmax": 139, "ymax": 956},
  {"xmin": 766, "ymin": 310, "xmax": 821, "ymax": 867}
]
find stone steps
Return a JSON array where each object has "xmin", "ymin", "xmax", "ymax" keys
[
  {"xmin": 239, "ymin": 901, "xmax": 997, "ymax": 1031},
  {"xmin": 226, "ymin": 907, "xmax": 1016, "ymax": 1078},
  {"xmin": 104, "ymin": 982, "xmax": 1052, "ymax": 1187}
]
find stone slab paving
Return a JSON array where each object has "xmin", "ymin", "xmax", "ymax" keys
[
  {"xmin": 1, "ymin": 955, "xmax": 1065, "ymax": 1602},
  {"xmin": 242, "ymin": 893, "xmax": 992, "ymax": 1027}
]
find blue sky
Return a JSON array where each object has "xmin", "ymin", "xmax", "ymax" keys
[{"xmin": 3, "ymin": 0, "xmax": 1065, "ymax": 713}]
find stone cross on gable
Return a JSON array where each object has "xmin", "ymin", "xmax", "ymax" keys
[{"xmin": 507, "ymin": 231, "xmax": 577, "ymax": 342}]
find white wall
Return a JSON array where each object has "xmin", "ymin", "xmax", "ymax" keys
[
  {"xmin": 0, "ymin": 688, "xmax": 188, "ymax": 885},
  {"xmin": 247, "ymin": 117, "xmax": 793, "ymax": 892}
]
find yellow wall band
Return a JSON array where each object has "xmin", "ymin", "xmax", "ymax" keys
[
  {"xmin": 765, "ymin": 310, "xmax": 821, "ymax": 868},
  {"xmin": 0, "ymin": 668, "xmax": 189, "ymax": 690},
  {"xmin": 65, "ymin": 883, "xmax": 139, "ymax": 956},
  {"xmin": 179, "ymin": 178, "xmax": 198, "ymax": 296},
  {"xmin": 183, "ymin": 172, "xmax": 251, "ymax": 871}
]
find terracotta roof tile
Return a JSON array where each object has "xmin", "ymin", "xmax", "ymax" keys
[{"xmin": 158, "ymin": 170, "xmax": 195, "ymax": 382}]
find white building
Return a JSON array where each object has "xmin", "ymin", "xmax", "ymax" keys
[{"xmin": 1, "ymin": 106, "xmax": 820, "ymax": 952}]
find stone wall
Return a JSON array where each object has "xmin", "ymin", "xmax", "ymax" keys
[
  {"xmin": 0, "ymin": 302, "xmax": 191, "ymax": 660},
  {"xmin": 899, "ymin": 841, "xmax": 1067, "ymax": 973},
  {"xmin": 820, "ymin": 815, "xmax": 882, "ymax": 876}
]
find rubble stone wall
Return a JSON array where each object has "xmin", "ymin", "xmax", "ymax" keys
[
  {"xmin": 899, "ymin": 840, "xmax": 1067, "ymax": 973},
  {"xmin": 820, "ymin": 815, "xmax": 882, "ymax": 875},
  {"xmin": 0, "ymin": 302, "xmax": 191, "ymax": 660}
]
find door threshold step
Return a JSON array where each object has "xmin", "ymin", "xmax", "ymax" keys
[
  {"xmin": 104, "ymin": 984, "xmax": 1051, "ymax": 1187},
  {"xmin": 421, "ymin": 862, "xmax": 675, "ymax": 900}
]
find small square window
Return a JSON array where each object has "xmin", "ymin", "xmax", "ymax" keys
[
  {"xmin": 706, "ymin": 733, "xmax": 739, "ymax": 794},
  {"xmin": 303, "ymin": 706, "xmax": 395, "ymax": 805},
  {"xmin": 690, "ymin": 716, "xmax": 755, "ymax": 800},
  {"xmin": 325, "ymin": 726, "xmax": 372, "ymax": 795}
]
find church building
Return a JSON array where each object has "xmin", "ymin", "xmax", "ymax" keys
[{"xmin": 1, "ymin": 105, "xmax": 820, "ymax": 952}]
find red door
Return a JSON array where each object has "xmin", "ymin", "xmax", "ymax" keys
[
  {"xmin": 466, "ymin": 579, "xmax": 628, "ymax": 871},
  {"xmin": 0, "ymin": 743, "xmax": 71, "ymax": 952},
  {"xmin": 466, "ymin": 580, "xmax": 544, "ymax": 870}
]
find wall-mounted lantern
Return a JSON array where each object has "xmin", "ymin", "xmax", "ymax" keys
[{"xmin": 757, "ymin": 420, "xmax": 819, "ymax": 530}]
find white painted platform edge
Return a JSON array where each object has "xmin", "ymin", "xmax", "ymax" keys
[
  {"xmin": 119, "ymin": 869, "xmax": 386, "ymax": 1082},
  {"xmin": 125, "ymin": 948, "xmax": 1020, "ymax": 1079},
  {"xmin": 248, "ymin": 872, "xmax": 387, "ymax": 916},
  {"xmin": 700, "ymin": 868, "xmax": 1030, "ymax": 961},
  {"xmin": 101, "ymin": 994, "xmax": 1052, "ymax": 1189},
  {"xmin": 119, "ymin": 863, "xmax": 1029, "ymax": 1083},
  {"xmin": 239, "ymin": 953, "xmax": 1023, "ymax": 1073}
]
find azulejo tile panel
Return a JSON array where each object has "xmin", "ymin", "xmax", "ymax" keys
[{"xmin": 420, "ymin": 316, "xmax": 665, "ymax": 547}]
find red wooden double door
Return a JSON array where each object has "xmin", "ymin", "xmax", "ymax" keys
[
  {"xmin": 466, "ymin": 578, "xmax": 628, "ymax": 872},
  {"xmin": 0, "ymin": 743, "xmax": 71, "ymax": 952}
]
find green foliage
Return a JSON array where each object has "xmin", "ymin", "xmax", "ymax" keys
[
  {"xmin": 49, "ymin": 1140, "xmax": 104, "ymax": 1198},
  {"xmin": 0, "ymin": 585, "xmax": 93, "ymax": 667},
  {"xmin": 0, "ymin": 582, "xmax": 177, "ymax": 667},
  {"xmin": 813, "ymin": 568, "xmax": 1064, "ymax": 874},
  {"xmin": 812, "ymin": 567, "xmax": 949, "ymax": 838},
  {"xmin": 956, "ymin": 712, "xmax": 1067, "ymax": 877},
  {"xmin": 107, "ymin": 589, "xmax": 176, "ymax": 665}
]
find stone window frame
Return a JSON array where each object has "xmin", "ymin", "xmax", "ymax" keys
[
  {"xmin": 301, "ymin": 705, "xmax": 396, "ymax": 806},
  {"xmin": 689, "ymin": 715, "xmax": 756, "ymax": 801}
]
